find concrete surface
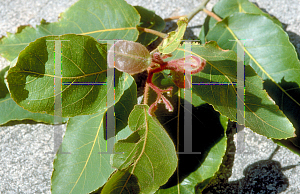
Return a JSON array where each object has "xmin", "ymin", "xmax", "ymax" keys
[{"xmin": 0, "ymin": 0, "xmax": 300, "ymax": 193}]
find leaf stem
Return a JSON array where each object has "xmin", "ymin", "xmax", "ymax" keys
[
  {"xmin": 164, "ymin": 15, "xmax": 187, "ymax": 21},
  {"xmin": 137, "ymin": 27, "xmax": 168, "ymax": 39},
  {"xmin": 177, "ymin": 89, "xmax": 180, "ymax": 153},
  {"xmin": 143, "ymin": 82, "xmax": 150, "ymax": 105},
  {"xmin": 203, "ymin": 8, "xmax": 222, "ymax": 22},
  {"xmin": 150, "ymin": 0, "xmax": 211, "ymax": 55},
  {"xmin": 186, "ymin": 0, "xmax": 211, "ymax": 22}
]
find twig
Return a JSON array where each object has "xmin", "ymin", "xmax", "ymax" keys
[
  {"xmin": 137, "ymin": 27, "xmax": 168, "ymax": 39},
  {"xmin": 186, "ymin": 0, "xmax": 211, "ymax": 22},
  {"xmin": 164, "ymin": 15, "xmax": 187, "ymax": 21},
  {"xmin": 203, "ymin": 8, "xmax": 222, "ymax": 22},
  {"xmin": 149, "ymin": 40, "xmax": 164, "ymax": 56},
  {"xmin": 144, "ymin": 0, "xmax": 213, "ymax": 107},
  {"xmin": 150, "ymin": 0, "xmax": 212, "ymax": 55}
]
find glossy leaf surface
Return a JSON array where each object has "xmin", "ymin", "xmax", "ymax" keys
[
  {"xmin": 51, "ymin": 73, "xmax": 136, "ymax": 194},
  {"xmin": 0, "ymin": 65, "xmax": 68, "ymax": 125},
  {"xmin": 166, "ymin": 41, "xmax": 295, "ymax": 139},
  {"xmin": 201, "ymin": 4, "xmax": 300, "ymax": 154},
  {"xmin": 205, "ymin": 13, "xmax": 300, "ymax": 140},
  {"xmin": 213, "ymin": 0, "xmax": 282, "ymax": 26},
  {"xmin": 114, "ymin": 74, "xmax": 137, "ymax": 134},
  {"xmin": 103, "ymin": 105, "xmax": 178, "ymax": 194},
  {"xmin": 205, "ymin": 13, "xmax": 298, "ymax": 86},
  {"xmin": 199, "ymin": 0, "xmax": 282, "ymax": 43},
  {"xmin": 158, "ymin": 17, "xmax": 188, "ymax": 54},
  {"xmin": 0, "ymin": 0, "xmax": 140, "ymax": 61},
  {"xmin": 100, "ymin": 169, "xmax": 140, "ymax": 194},
  {"xmin": 6, "ymin": 34, "xmax": 125, "ymax": 117}
]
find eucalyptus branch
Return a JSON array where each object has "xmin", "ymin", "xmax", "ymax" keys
[
  {"xmin": 203, "ymin": 8, "xmax": 222, "ymax": 22},
  {"xmin": 137, "ymin": 27, "xmax": 168, "ymax": 39}
]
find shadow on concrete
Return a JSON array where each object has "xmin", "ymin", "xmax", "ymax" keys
[{"xmin": 203, "ymin": 145, "xmax": 300, "ymax": 193}]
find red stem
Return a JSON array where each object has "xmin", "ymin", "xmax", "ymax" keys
[{"xmin": 146, "ymin": 53, "xmax": 206, "ymax": 115}]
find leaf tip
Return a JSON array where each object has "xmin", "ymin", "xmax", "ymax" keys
[{"xmin": 293, "ymin": 132, "xmax": 297, "ymax": 138}]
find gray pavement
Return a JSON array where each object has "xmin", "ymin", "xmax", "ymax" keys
[{"xmin": 1, "ymin": 0, "xmax": 300, "ymax": 193}]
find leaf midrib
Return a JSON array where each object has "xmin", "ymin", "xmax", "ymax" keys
[
  {"xmin": 120, "ymin": 107, "xmax": 149, "ymax": 193},
  {"xmin": 8, "ymin": 69, "xmax": 107, "ymax": 79},
  {"xmin": 69, "ymin": 112, "xmax": 105, "ymax": 194},
  {"xmin": 223, "ymin": 20, "xmax": 300, "ymax": 108},
  {"xmin": 0, "ymin": 27, "xmax": 137, "ymax": 47}
]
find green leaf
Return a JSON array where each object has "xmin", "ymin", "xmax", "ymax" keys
[
  {"xmin": 204, "ymin": 11, "xmax": 300, "ymax": 151},
  {"xmin": 199, "ymin": 0, "xmax": 282, "ymax": 43},
  {"xmin": 199, "ymin": 16, "xmax": 211, "ymax": 44},
  {"xmin": 156, "ymin": 131, "xmax": 227, "ymax": 194},
  {"xmin": 167, "ymin": 41, "xmax": 295, "ymax": 139},
  {"xmin": 115, "ymin": 73, "xmax": 137, "ymax": 134},
  {"xmin": 51, "ymin": 74, "xmax": 135, "ymax": 194},
  {"xmin": 100, "ymin": 169, "xmax": 140, "ymax": 194},
  {"xmin": 0, "ymin": 65, "xmax": 68, "ymax": 125},
  {"xmin": 103, "ymin": 104, "xmax": 178, "ymax": 194},
  {"xmin": 6, "ymin": 34, "xmax": 125, "ymax": 117},
  {"xmin": 265, "ymin": 78, "xmax": 300, "ymax": 156},
  {"xmin": 0, "ymin": 0, "xmax": 140, "ymax": 61},
  {"xmin": 205, "ymin": 13, "xmax": 300, "ymax": 138},
  {"xmin": 148, "ymin": 72, "xmax": 228, "ymax": 194},
  {"xmin": 51, "ymin": 110, "xmax": 110, "ymax": 194},
  {"xmin": 158, "ymin": 17, "xmax": 188, "ymax": 54},
  {"xmin": 134, "ymin": 6, "xmax": 165, "ymax": 46},
  {"xmin": 213, "ymin": 0, "xmax": 282, "ymax": 26}
]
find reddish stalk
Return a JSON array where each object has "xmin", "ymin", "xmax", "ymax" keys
[{"xmin": 145, "ymin": 52, "xmax": 206, "ymax": 116}]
